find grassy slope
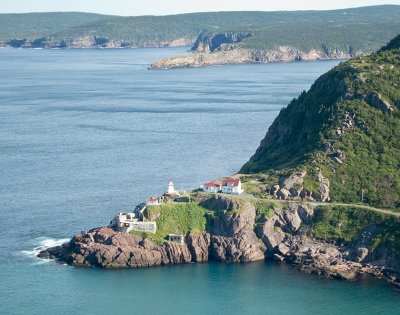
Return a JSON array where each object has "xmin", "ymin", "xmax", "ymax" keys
[
  {"xmin": 145, "ymin": 202, "xmax": 207, "ymax": 238},
  {"xmin": 241, "ymin": 36, "xmax": 400, "ymax": 209},
  {"xmin": 142, "ymin": 197, "xmax": 281, "ymax": 241}
]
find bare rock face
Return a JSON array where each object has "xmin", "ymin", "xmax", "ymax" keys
[
  {"xmin": 285, "ymin": 235, "xmax": 363, "ymax": 280},
  {"xmin": 365, "ymin": 92, "xmax": 394, "ymax": 113},
  {"xmin": 279, "ymin": 171, "xmax": 306, "ymax": 189},
  {"xmin": 318, "ymin": 171, "xmax": 330, "ymax": 202},
  {"xmin": 277, "ymin": 188, "xmax": 290, "ymax": 200},
  {"xmin": 192, "ymin": 31, "xmax": 253, "ymax": 52},
  {"xmin": 40, "ymin": 227, "xmax": 202, "ymax": 268},
  {"xmin": 256, "ymin": 203, "xmax": 307, "ymax": 252},
  {"xmin": 282, "ymin": 203, "xmax": 302, "ymax": 232},
  {"xmin": 297, "ymin": 204, "xmax": 315, "ymax": 223},
  {"xmin": 185, "ymin": 233, "xmax": 211, "ymax": 263},
  {"xmin": 210, "ymin": 232, "xmax": 265, "ymax": 262},
  {"xmin": 257, "ymin": 219, "xmax": 286, "ymax": 251},
  {"xmin": 202, "ymin": 195, "xmax": 266, "ymax": 262}
]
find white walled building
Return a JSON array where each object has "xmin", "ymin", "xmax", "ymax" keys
[
  {"xmin": 168, "ymin": 234, "xmax": 184, "ymax": 245},
  {"xmin": 222, "ymin": 179, "xmax": 243, "ymax": 195},
  {"xmin": 201, "ymin": 181, "xmax": 222, "ymax": 193},
  {"xmin": 109, "ymin": 212, "xmax": 157, "ymax": 233},
  {"xmin": 146, "ymin": 197, "xmax": 160, "ymax": 206}
]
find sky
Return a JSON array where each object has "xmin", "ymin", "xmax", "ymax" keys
[{"xmin": 0, "ymin": 0, "xmax": 399, "ymax": 16}]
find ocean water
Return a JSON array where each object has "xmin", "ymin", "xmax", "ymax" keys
[{"xmin": 0, "ymin": 47, "xmax": 398, "ymax": 314}]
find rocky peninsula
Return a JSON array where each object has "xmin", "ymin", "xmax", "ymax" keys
[
  {"xmin": 39, "ymin": 34, "xmax": 400, "ymax": 290},
  {"xmin": 150, "ymin": 46, "xmax": 354, "ymax": 70},
  {"xmin": 39, "ymin": 194, "xmax": 400, "ymax": 289}
]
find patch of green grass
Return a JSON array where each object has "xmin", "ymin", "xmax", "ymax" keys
[
  {"xmin": 129, "ymin": 231, "xmax": 166, "ymax": 245},
  {"xmin": 253, "ymin": 200, "xmax": 278, "ymax": 221},
  {"xmin": 151, "ymin": 202, "xmax": 207, "ymax": 238}
]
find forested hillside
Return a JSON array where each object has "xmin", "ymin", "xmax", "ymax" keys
[{"xmin": 1, "ymin": 5, "xmax": 400, "ymax": 51}]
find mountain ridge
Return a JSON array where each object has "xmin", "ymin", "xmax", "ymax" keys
[
  {"xmin": 240, "ymin": 35, "xmax": 400, "ymax": 210},
  {"xmin": 1, "ymin": 5, "xmax": 400, "ymax": 52}
]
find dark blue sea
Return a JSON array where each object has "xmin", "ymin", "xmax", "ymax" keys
[{"xmin": 0, "ymin": 47, "xmax": 398, "ymax": 314}]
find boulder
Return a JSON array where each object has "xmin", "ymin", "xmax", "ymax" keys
[
  {"xmin": 365, "ymin": 92, "xmax": 393, "ymax": 113},
  {"xmin": 356, "ymin": 247, "xmax": 369, "ymax": 263},
  {"xmin": 256, "ymin": 219, "xmax": 286, "ymax": 251},
  {"xmin": 297, "ymin": 205, "xmax": 314, "ymax": 222},
  {"xmin": 318, "ymin": 171, "xmax": 330, "ymax": 202},
  {"xmin": 273, "ymin": 254, "xmax": 285, "ymax": 262},
  {"xmin": 281, "ymin": 204, "xmax": 302, "ymax": 232},
  {"xmin": 289, "ymin": 187, "xmax": 299, "ymax": 198},
  {"xmin": 277, "ymin": 243, "xmax": 290, "ymax": 256},
  {"xmin": 334, "ymin": 157, "xmax": 343, "ymax": 164},
  {"xmin": 271, "ymin": 185, "xmax": 280, "ymax": 196},
  {"xmin": 335, "ymin": 150, "xmax": 346, "ymax": 161},
  {"xmin": 279, "ymin": 171, "xmax": 306, "ymax": 189},
  {"xmin": 277, "ymin": 188, "xmax": 290, "ymax": 200}
]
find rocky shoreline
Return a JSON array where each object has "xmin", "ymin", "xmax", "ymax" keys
[
  {"xmin": 38, "ymin": 196, "xmax": 400, "ymax": 289},
  {"xmin": 0, "ymin": 36, "xmax": 193, "ymax": 49},
  {"xmin": 150, "ymin": 47, "xmax": 355, "ymax": 70}
]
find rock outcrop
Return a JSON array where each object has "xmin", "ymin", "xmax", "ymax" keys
[
  {"xmin": 192, "ymin": 31, "xmax": 253, "ymax": 52},
  {"xmin": 284, "ymin": 235, "xmax": 366, "ymax": 280},
  {"xmin": 40, "ymin": 227, "xmax": 209, "ymax": 268},
  {"xmin": 201, "ymin": 195, "xmax": 266, "ymax": 262},
  {"xmin": 38, "ymin": 199, "xmax": 400, "ymax": 288},
  {"xmin": 150, "ymin": 46, "xmax": 355, "ymax": 69},
  {"xmin": 365, "ymin": 92, "xmax": 394, "ymax": 113}
]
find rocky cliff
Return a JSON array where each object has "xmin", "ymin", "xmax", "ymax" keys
[
  {"xmin": 39, "ymin": 227, "xmax": 209, "ymax": 268},
  {"xmin": 1, "ymin": 36, "xmax": 193, "ymax": 49},
  {"xmin": 150, "ymin": 46, "xmax": 355, "ymax": 69},
  {"xmin": 39, "ymin": 195, "xmax": 400, "ymax": 287},
  {"xmin": 191, "ymin": 31, "xmax": 253, "ymax": 52}
]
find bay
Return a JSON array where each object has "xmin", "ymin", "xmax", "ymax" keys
[{"xmin": 0, "ymin": 47, "xmax": 398, "ymax": 314}]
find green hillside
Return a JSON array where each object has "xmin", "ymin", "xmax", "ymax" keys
[
  {"xmin": 0, "ymin": 12, "xmax": 111, "ymax": 41},
  {"xmin": 241, "ymin": 35, "xmax": 400, "ymax": 210},
  {"xmin": 1, "ymin": 5, "xmax": 400, "ymax": 51}
]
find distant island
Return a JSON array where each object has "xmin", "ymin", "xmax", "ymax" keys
[
  {"xmin": 39, "ymin": 34, "xmax": 400, "ymax": 289},
  {"xmin": 1, "ymin": 6, "xmax": 400, "ymax": 68}
]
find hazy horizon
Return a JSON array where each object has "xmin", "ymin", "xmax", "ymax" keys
[{"xmin": 0, "ymin": 1, "xmax": 399, "ymax": 17}]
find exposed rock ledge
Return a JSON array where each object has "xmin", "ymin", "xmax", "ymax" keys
[
  {"xmin": 150, "ymin": 47, "xmax": 356, "ymax": 69},
  {"xmin": 38, "ymin": 196, "xmax": 400, "ymax": 289},
  {"xmin": 38, "ymin": 228, "xmax": 210, "ymax": 268}
]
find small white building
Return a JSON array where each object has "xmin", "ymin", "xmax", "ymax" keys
[
  {"xmin": 146, "ymin": 197, "xmax": 160, "ymax": 206},
  {"xmin": 201, "ymin": 180, "xmax": 222, "ymax": 193},
  {"xmin": 164, "ymin": 180, "xmax": 180, "ymax": 199},
  {"xmin": 109, "ymin": 212, "xmax": 157, "ymax": 233},
  {"xmin": 166, "ymin": 180, "xmax": 176, "ymax": 194},
  {"xmin": 222, "ymin": 178, "xmax": 243, "ymax": 195},
  {"xmin": 168, "ymin": 234, "xmax": 184, "ymax": 245}
]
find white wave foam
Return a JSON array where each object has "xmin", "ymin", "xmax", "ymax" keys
[{"xmin": 21, "ymin": 237, "xmax": 70, "ymax": 260}]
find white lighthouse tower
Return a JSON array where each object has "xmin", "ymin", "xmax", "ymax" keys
[{"xmin": 166, "ymin": 180, "xmax": 176, "ymax": 194}]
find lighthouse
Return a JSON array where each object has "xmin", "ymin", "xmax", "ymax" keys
[{"xmin": 166, "ymin": 180, "xmax": 176, "ymax": 194}]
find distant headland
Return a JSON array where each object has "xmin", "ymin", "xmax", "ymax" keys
[{"xmin": 1, "ymin": 6, "xmax": 400, "ymax": 69}]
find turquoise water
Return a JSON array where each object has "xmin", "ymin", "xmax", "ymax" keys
[{"xmin": 0, "ymin": 48, "xmax": 398, "ymax": 314}]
